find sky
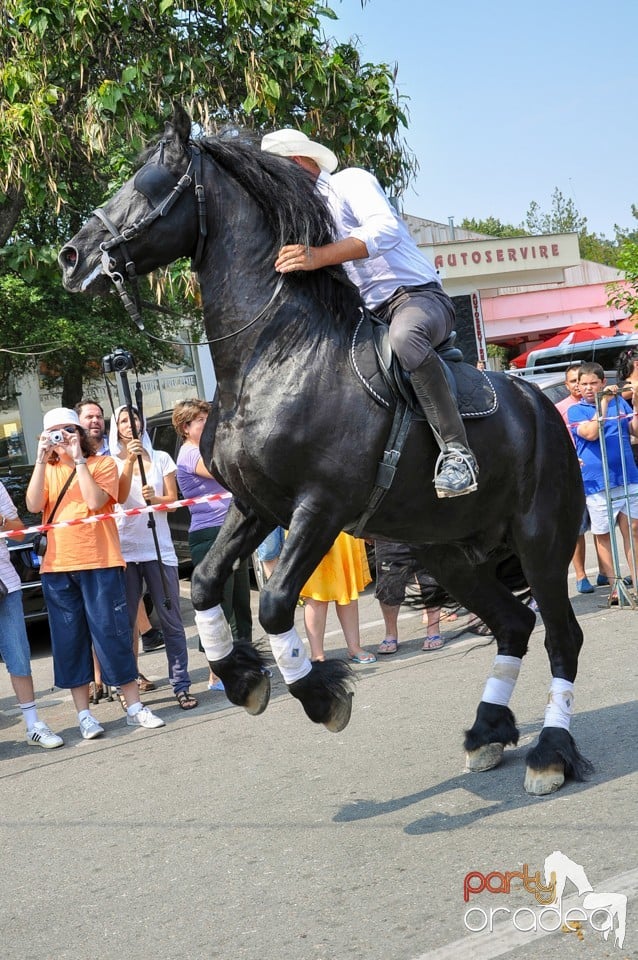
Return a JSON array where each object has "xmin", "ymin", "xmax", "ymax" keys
[{"xmin": 329, "ymin": 0, "xmax": 636, "ymax": 238}]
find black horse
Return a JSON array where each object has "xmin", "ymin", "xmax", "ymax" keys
[{"xmin": 59, "ymin": 106, "xmax": 591, "ymax": 795}]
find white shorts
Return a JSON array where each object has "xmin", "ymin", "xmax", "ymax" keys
[{"xmin": 586, "ymin": 484, "xmax": 638, "ymax": 534}]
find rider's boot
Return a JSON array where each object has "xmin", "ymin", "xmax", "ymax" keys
[{"xmin": 410, "ymin": 353, "xmax": 479, "ymax": 498}]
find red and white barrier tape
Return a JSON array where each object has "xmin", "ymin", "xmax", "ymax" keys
[{"xmin": 0, "ymin": 492, "xmax": 232, "ymax": 540}]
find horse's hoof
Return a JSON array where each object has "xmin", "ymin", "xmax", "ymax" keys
[
  {"xmin": 243, "ymin": 673, "xmax": 271, "ymax": 716},
  {"xmin": 323, "ymin": 692, "xmax": 353, "ymax": 732},
  {"xmin": 465, "ymin": 742, "xmax": 504, "ymax": 772},
  {"xmin": 524, "ymin": 763, "xmax": 565, "ymax": 795}
]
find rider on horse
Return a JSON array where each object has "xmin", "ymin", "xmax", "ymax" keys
[{"xmin": 261, "ymin": 128, "xmax": 478, "ymax": 499}]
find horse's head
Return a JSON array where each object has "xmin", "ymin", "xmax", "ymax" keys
[{"xmin": 59, "ymin": 105, "xmax": 198, "ymax": 298}]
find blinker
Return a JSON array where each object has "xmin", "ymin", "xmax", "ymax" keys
[{"xmin": 133, "ymin": 163, "xmax": 178, "ymax": 207}]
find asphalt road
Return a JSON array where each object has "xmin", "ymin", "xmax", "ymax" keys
[{"xmin": 0, "ymin": 569, "xmax": 636, "ymax": 960}]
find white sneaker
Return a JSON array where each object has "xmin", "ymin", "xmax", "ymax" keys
[
  {"xmin": 26, "ymin": 721, "xmax": 64, "ymax": 749},
  {"xmin": 126, "ymin": 706, "xmax": 165, "ymax": 729},
  {"xmin": 79, "ymin": 715, "xmax": 105, "ymax": 740}
]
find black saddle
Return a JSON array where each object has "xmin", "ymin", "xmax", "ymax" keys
[{"xmin": 350, "ymin": 309, "xmax": 498, "ymax": 419}]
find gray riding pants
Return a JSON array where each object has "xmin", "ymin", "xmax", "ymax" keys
[{"xmin": 376, "ymin": 282, "xmax": 456, "ymax": 372}]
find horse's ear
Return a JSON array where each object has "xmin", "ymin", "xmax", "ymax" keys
[{"xmin": 166, "ymin": 104, "xmax": 192, "ymax": 145}]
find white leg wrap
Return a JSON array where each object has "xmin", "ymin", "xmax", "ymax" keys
[
  {"xmin": 194, "ymin": 605, "xmax": 233, "ymax": 662},
  {"xmin": 269, "ymin": 627, "xmax": 312, "ymax": 685},
  {"xmin": 481, "ymin": 655, "xmax": 522, "ymax": 707},
  {"xmin": 543, "ymin": 678, "xmax": 574, "ymax": 731}
]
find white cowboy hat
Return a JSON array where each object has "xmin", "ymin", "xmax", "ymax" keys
[{"xmin": 261, "ymin": 129, "xmax": 338, "ymax": 173}]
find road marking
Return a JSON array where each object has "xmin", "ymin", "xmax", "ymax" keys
[{"xmin": 413, "ymin": 866, "xmax": 638, "ymax": 959}]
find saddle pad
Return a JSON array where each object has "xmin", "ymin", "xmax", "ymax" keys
[{"xmin": 350, "ymin": 312, "xmax": 498, "ymax": 418}]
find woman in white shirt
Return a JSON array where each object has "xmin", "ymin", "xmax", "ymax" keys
[{"xmin": 109, "ymin": 405, "xmax": 198, "ymax": 710}]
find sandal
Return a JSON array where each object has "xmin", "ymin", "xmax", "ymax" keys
[
  {"xmin": 348, "ymin": 652, "xmax": 377, "ymax": 664},
  {"xmin": 137, "ymin": 673, "xmax": 156, "ymax": 692},
  {"xmin": 175, "ymin": 689, "xmax": 199, "ymax": 710},
  {"xmin": 422, "ymin": 634, "xmax": 445, "ymax": 651},
  {"xmin": 466, "ymin": 615, "xmax": 493, "ymax": 636},
  {"xmin": 377, "ymin": 637, "xmax": 398, "ymax": 655},
  {"xmin": 115, "ymin": 687, "xmax": 127, "ymax": 711}
]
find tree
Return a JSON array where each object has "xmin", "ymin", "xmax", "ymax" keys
[
  {"xmin": 524, "ymin": 189, "xmax": 586, "ymax": 236},
  {"xmin": 0, "ymin": 0, "xmax": 415, "ymax": 401},
  {"xmin": 524, "ymin": 188, "xmax": 623, "ymax": 266},
  {"xmin": 460, "ymin": 216, "xmax": 527, "ymax": 238},
  {"xmin": 1, "ymin": 0, "xmax": 414, "ymax": 240},
  {"xmin": 463, "ymin": 191, "xmax": 625, "ymax": 267},
  {"xmin": 0, "ymin": 267, "xmax": 193, "ymax": 407},
  {"xmin": 608, "ymin": 240, "xmax": 638, "ymax": 320}
]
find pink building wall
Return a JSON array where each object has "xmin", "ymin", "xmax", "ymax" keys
[{"xmin": 481, "ymin": 282, "xmax": 628, "ymax": 344}]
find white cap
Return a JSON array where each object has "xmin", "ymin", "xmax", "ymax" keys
[
  {"xmin": 43, "ymin": 408, "xmax": 81, "ymax": 430},
  {"xmin": 261, "ymin": 129, "xmax": 338, "ymax": 173}
]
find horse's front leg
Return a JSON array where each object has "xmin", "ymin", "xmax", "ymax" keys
[
  {"xmin": 192, "ymin": 502, "xmax": 274, "ymax": 716},
  {"xmin": 257, "ymin": 507, "xmax": 355, "ymax": 733}
]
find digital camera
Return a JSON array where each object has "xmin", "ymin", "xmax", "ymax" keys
[
  {"xmin": 46, "ymin": 430, "xmax": 66, "ymax": 445},
  {"xmin": 102, "ymin": 347, "xmax": 135, "ymax": 374}
]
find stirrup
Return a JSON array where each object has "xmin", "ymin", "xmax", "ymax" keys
[{"xmin": 434, "ymin": 445, "xmax": 478, "ymax": 498}]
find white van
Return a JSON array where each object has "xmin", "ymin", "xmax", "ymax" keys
[{"xmin": 520, "ymin": 332, "xmax": 638, "ymax": 375}]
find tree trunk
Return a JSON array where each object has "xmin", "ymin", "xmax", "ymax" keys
[
  {"xmin": 0, "ymin": 188, "xmax": 26, "ymax": 247},
  {"xmin": 61, "ymin": 357, "xmax": 84, "ymax": 408}
]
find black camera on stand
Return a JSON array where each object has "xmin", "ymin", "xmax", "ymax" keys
[{"xmin": 102, "ymin": 347, "xmax": 135, "ymax": 375}]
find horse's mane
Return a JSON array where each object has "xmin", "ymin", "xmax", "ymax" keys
[{"xmin": 196, "ymin": 132, "xmax": 363, "ymax": 325}]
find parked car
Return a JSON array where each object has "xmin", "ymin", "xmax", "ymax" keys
[
  {"xmin": 508, "ymin": 367, "xmax": 618, "ymax": 404},
  {"xmin": 507, "ymin": 370, "xmax": 570, "ymax": 404},
  {"xmin": 0, "ymin": 464, "xmax": 49, "ymax": 625},
  {"xmin": 519, "ymin": 332, "xmax": 638, "ymax": 374}
]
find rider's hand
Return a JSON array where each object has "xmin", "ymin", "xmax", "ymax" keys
[{"xmin": 275, "ymin": 244, "xmax": 317, "ymax": 273}]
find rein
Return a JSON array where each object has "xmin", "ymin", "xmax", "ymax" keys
[{"xmin": 93, "ymin": 140, "xmax": 284, "ymax": 345}]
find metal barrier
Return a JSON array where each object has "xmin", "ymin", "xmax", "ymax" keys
[{"xmin": 595, "ymin": 391, "xmax": 638, "ymax": 609}]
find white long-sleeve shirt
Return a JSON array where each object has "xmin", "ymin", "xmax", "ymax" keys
[{"xmin": 316, "ymin": 168, "xmax": 440, "ymax": 309}]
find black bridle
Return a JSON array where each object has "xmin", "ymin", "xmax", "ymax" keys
[{"xmin": 93, "ymin": 139, "xmax": 208, "ymax": 331}]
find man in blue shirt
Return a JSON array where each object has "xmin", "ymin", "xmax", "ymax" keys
[
  {"xmin": 567, "ymin": 361, "xmax": 638, "ymax": 589},
  {"xmin": 261, "ymin": 129, "xmax": 478, "ymax": 499}
]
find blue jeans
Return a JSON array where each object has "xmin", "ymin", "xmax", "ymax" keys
[
  {"xmin": 256, "ymin": 526, "xmax": 284, "ymax": 563},
  {"xmin": 124, "ymin": 561, "xmax": 192, "ymax": 693},
  {"xmin": 42, "ymin": 568, "xmax": 137, "ymax": 689},
  {"xmin": 0, "ymin": 590, "xmax": 32, "ymax": 677}
]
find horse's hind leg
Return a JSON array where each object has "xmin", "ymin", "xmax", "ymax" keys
[
  {"xmin": 521, "ymin": 580, "xmax": 593, "ymax": 795},
  {"xmin": 462, "ymin": 593, "xmax": 535, "ymax": 772},
  {"xmin": 424, "ymin": 549, "xmax": 535, "ymax": 773}
]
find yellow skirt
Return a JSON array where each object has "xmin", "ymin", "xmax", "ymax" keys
[{"xmin": 301, "ymin": 532, "xmax": 371, "ymax": 605}]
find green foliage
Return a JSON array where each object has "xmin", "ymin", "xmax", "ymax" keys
[
  {"xmin": 460, "ymin": 216, "xmax": 527, "ymax": 238},
  {"xmin": 463, "ymin": 190, "xmax": 628, "ymax": 268},
  {"xmin": 608, "ymin": 239, "xmax": 638, "ymax": 322},
  {"xmin": 0, "ymin": 0, "xmax": 414, "ymax": 218},
  {"xmin": 0, "ymin": 0, "xmax": 413, "ymax": 399},
  {"xmin": 0, "ymin": 268, "xmax": 193, "ymax": 405},
  {"xmin": 524, "ymin": 189, "xmax": 586, "ymax": 235}
]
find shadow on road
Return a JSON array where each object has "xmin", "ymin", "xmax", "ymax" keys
[{"xmin": 332, "ymin": 699, "xmax": 638, "ymax": 833}]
